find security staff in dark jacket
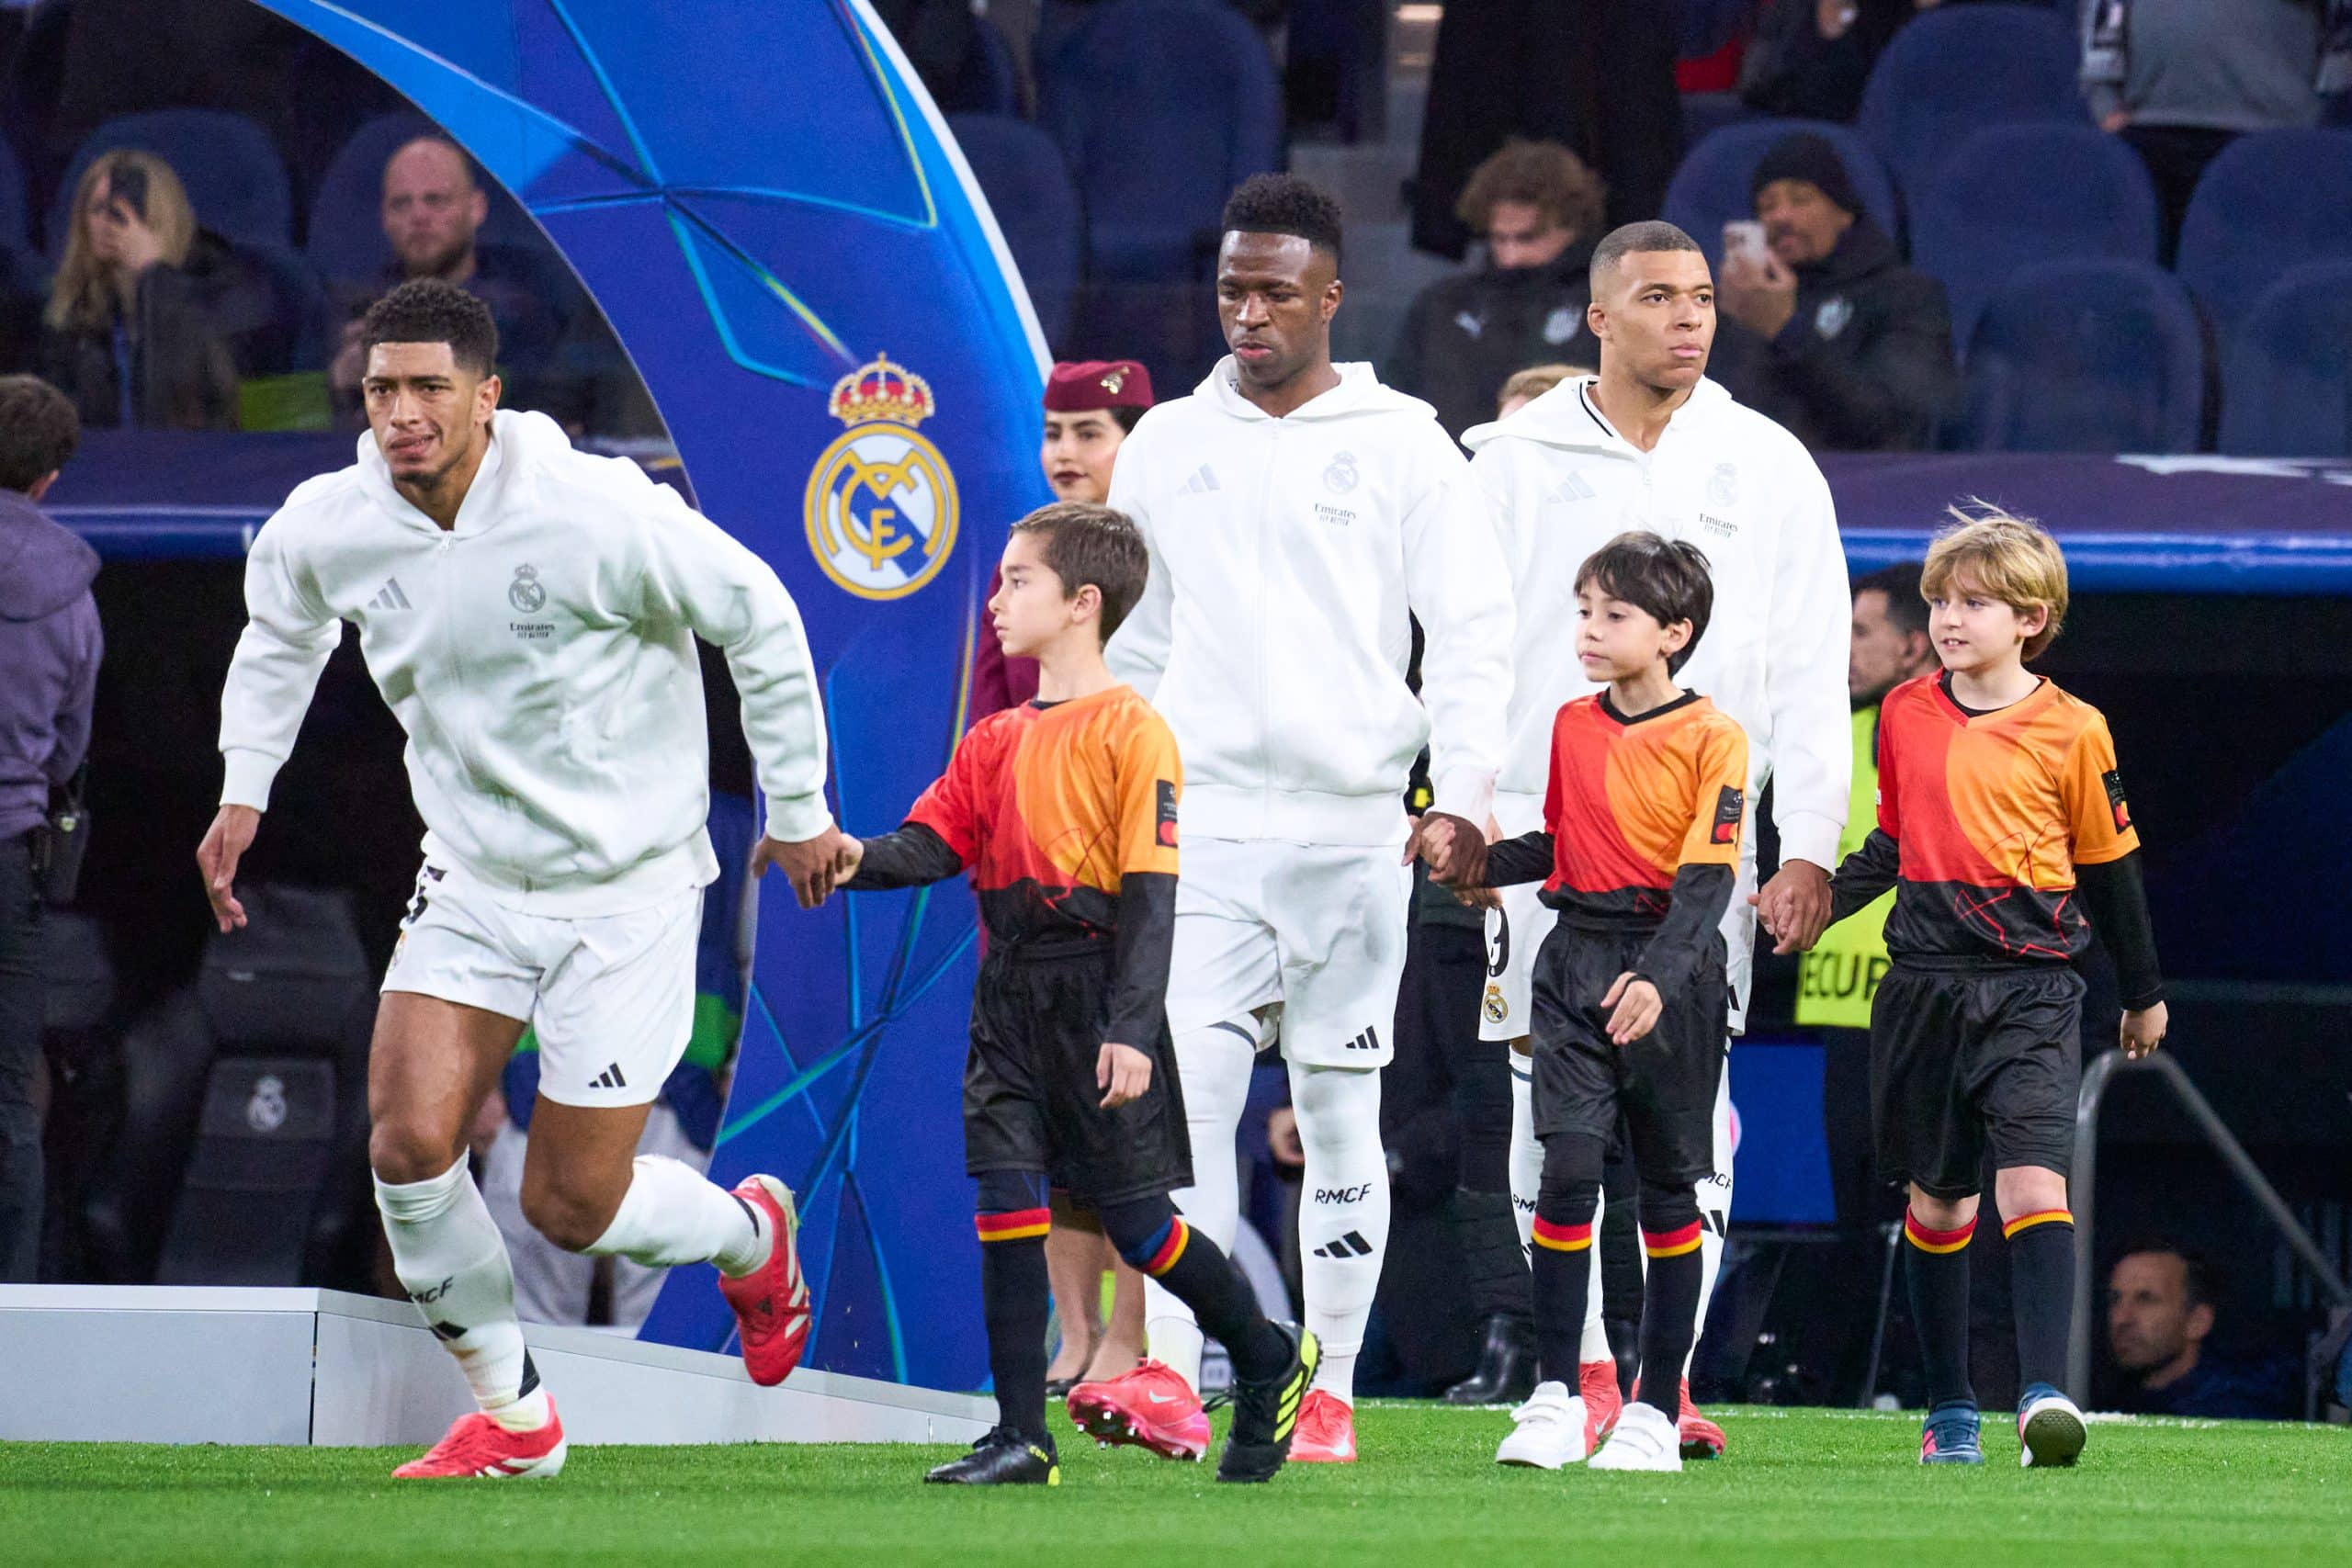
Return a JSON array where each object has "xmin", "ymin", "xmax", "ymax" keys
[
  {"xmin": 1713, "ymin": 133, "xmax": 1956, "ymax": 452},
  {"xmin": 0, "ymin": 377, "xmax": 101, "ymax": 1281},
  {"xmin": 1389, "ymin": 140, "xmax": 1604, "ymax": 441}
]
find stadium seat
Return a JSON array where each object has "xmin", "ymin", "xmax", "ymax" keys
[
  {"xmin": 2217, "ymin": 260, "xmax": 2352, "ymax": 458},
  {"xmin": 1954, "ymin": 258, "xmax": 2204, "ymax": 454},
  {"xmin": 1660, "ymin": 118, "xmax": 1902, "ymax": 268},
  {"xmin": 1911, "ymin": 123, "xmax": 2160, "ymax": 344},
  {"xmin": 82, "ymin": 886, "xmax": 374, "ymax": 1288},
  {"xmin": 1855, "ymin": 5, "xmax": 2088, "ymax": 207},
  {"xmin": 2176, "ymin": 129, "xmax": 2352, "ymax": 338},
  {"xmin": 937, "ymin": 16, "xmax": 1022, "ymax": 117},
  {"xmin": 948, "ymin": 116, "xmax": 1081, "ymax": 349},
  {"xmin": 0, "ymin": 126, "xmax": 26, "ymax": 253},
  {"xmin": 47, "ymin": 109, "xmax": 293, "ymax": 254},
  {"xmin": 1039, "ymin": 0, "xmax": 1281, "ymax": 282},
  {"xmin": 221, "ymin": 241, "xmax": 334, "ymax": 378},
  {"xmin": 306, "ymin": 112, "xmax": 543, "ymax": 296}
]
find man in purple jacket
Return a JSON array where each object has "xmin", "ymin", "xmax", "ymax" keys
[{"xmin": 0, "ymin": 375, "xmax": 101, "ymax": 1281}]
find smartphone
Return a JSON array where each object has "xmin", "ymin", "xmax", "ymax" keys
[
  {"xmin": 106, "ymin": 162, "xmax": 151, "ymax": 224},
  {"xmin": 1722, "ymin": 220, "xmax": 1770, "ymax": 271}
]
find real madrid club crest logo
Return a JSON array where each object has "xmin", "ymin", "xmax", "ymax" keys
[
  {"xmin": 1324, "ymin": 450, "xmax": 1359, "ymax": 495},
  {"xmin": 804, "ymin": 353, "xmax": 960, "ymax": 601},
  {"xmin": 1483, "ymin": 984, "xmax": 1508, "ymax": 1025},
  {"xmin": 508, "ymin": 563, "xmax": 546, "ymax": 613}
]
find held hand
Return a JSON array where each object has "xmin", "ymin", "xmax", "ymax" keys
[
  {"xmin": 1096, "ymin": 1042, "xmax": 1153, "ymax": 1109},
  {"xmin": 109, "ymin": 200, "xmax": 169, "ymax": 276},
  {"xmin": 751, "ymin": 824, "xmax": 854, "ymax": 909},
  {"xmin": 1600, "ymin": 971, "xmax": 1663, "ymax": 1045},
  {"xmin": 1416, "ymin": 810, "xmax": 1489, "ymax": 887},
  {"xmin": 1756, "ymin": 859, "xmax": 1833, "ymax": 954},
  {"xmin": 196, "ymin": 805, "xmax": 260, "ymax": 932},
  {"xmin": 2120, "ymin": 1000, "xmax": 2168, "ymax": 1061},
  {"xmin": 1722, "ymin": 251, "xmax": 1799, "ymax": 339}
]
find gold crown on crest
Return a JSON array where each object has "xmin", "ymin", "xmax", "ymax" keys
[{"xmin": 828, "ymin": 353, "xmax": 936, "ymax": 427}]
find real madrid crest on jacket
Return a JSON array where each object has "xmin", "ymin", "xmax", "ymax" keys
[{"xmin": 803, "ymin": 353, "xmax": 960, "ymax": 600}]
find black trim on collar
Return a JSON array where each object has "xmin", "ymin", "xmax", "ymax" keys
[{"xmin": 1600, "ymin": 689, "xmax": 1702, "ymax": 727}]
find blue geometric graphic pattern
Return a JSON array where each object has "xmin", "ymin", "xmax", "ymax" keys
[{"xmin": 254, "ymin": 0, "xmax": 1053, "ymax": 1390}]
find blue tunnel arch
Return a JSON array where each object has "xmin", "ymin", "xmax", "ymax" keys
[{"xmin": 250, "ymin": 0, "xmax": 1055, "ymax": 1388}]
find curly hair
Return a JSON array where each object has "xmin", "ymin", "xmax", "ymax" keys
[
  {"xmin": 359, "ymin": 277, "xmax": 500, "ymax": 378},
  {"xmin": 1455, "ymin": 139, "xmax": 1608, "ymax": 241},
  {"xmin": 0, "ymin": 376, "xmax": 78, "ymax": 492},
  {"xmin": 1220, "ymin": 174, "xmax": 1344, "ymax": 267}
]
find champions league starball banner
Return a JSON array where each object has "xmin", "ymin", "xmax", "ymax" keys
[{"xmin": 252, "ymin": 0, "xmax": 1053, "ymax": 1387}]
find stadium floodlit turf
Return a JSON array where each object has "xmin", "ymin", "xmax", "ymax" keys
[{"xmin": 6, "ymin": 1404, "xmax": 2346, "ymax": 1565}]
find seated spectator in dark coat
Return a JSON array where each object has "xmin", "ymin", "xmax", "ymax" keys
[
  {"xmin": 1388, "ymin": 139, "xmax": 1604, "ymax": 440},
  {"xmin": 1711, "ymin": 133, "xmax": 1955, "ymax": 451},
  {"xmin": 37, "ymin": 151, "xmax": 243, "ymax": 431},
  {"xmin": 2107, "ymin": 1244, "xmax": 2300, "ymax": 1420},
  {"xmin": 328, "ymin": 135, "xmax": 607, "ymax": 432}
]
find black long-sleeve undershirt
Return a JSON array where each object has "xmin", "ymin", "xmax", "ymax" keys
[
  {"xmin": 1484, "ymin": 829, "xmax": 1555, "ymax": 888},
  {"xmin": 843, "ymin": 821, "xmax": 966, "ymax": 889},
  {"xmin": 1633, "ymin": 863, "xmax": 1736, "ymax": 997},
  {"xmin": 1827, "ymin": 827, "xmax": 1902, "ymax": 927},
  {"xmin": 1106, "ymin": 871, "xmax": 1176, "ymax": 1047},
  {"xmin": 2076, "ymin": 852, "xmax": 2165, "ymax": 1010}
]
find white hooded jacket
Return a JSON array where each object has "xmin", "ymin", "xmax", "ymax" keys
[
  {"xmin": 217, "ymin": 409, "xmax": 831, "ymax": 916},
  {"xmin": 1463, "ymin": 376, "xmax": 1850, "ymax": 871},
  {"xmin": 1106, "ymin": 358, "xmax": 1512, "ymax": 845}
]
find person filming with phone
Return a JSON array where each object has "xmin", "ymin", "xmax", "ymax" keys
[{"xmin": 1710, "ymin": 132, "xmax": 1953, "ymax": 452}]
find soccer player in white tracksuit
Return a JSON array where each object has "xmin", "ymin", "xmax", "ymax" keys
[
  {"xmin": 198, "ymin": 280, "xmax": 852, "ymax": 1480},
  {"xmin": 1072, "ymin": 175, "xmax": 1512, "ymax": 1465},
  {"xmin": 1462, "ymin": 221, "xmax": 1851, "ymax": 1459}
]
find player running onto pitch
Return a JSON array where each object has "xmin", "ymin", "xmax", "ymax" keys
[{"xmin": 200, "ymin": 280, "xmax": 848, "ymax": 1479}]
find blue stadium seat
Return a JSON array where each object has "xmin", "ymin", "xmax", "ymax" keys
[
  {"xmin": 1661, "ymin": 118, "xmax": 1902, "ymax": 267},
  {"xmin": 48, "ymin": 109, "xmax": 292, "ymax": 254},
  {"xmin": 1955, "ymin": 258, "xmax": 2204, "ymax": 454},
  {"xmin": 1856, "ymin": 5, "xmax": 2087, "ymax": 207},
  {"xmin": 2177, "ymin": 129, "xmax": 2352, "ymax": 339},
  {"xmin": 306, "ymin": 113, "xmax": 542, "ymax": 296},
  {"xmin": 1911, "ymin": 123, "xmax": 2159, "ymax": 344},
  {"xmin": 948, "ymin": 116, "xmax": 1081, "ymax": 348},
  {"xmin": 1039, "ymin": 0, "xmax": 1280, "ymax": 281},
  {"xmin": 230, "ymin": 242, "xmax": 334, "ymax": 376},
  {"xmin": 938, "ymin": 17, "xmax": 1022, "ymax": 117},
  {"xmin": 0, "ymin": 127, "xmax": 26, "ymax": 253},
  {"xmin": 2217, "ymin": 261, "xmax": 2352, "ymax": 458}
]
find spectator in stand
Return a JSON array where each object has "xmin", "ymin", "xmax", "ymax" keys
[
  {"xmin": 2107, "ymin": 1243, "xmax": 2300, "ymax": 1419},
  {"xmin": 2082, "ymin": 0, "xmax": 2326, "ymax": 263},
  {"xmin": 1495, "ymin": 363, "xmax": 1591, "ymax": 423},
  {"xmin": 967, "ymin": 356, "xmax": 1156, "ymax": 1395},
  {"xmin": 1739, "ymin": 0, "xmax": 1939, "ymax": 123},
  {"xmin": 0, "ymin": 376, "xmax": 101, "ymax": 1282},
  {"xmin": 972, "ymin": 359, "xmax": 1152, "ymax": 717},
  {"xmin": 1712, "ymin": 133, "xmax": 1954, "ymax": 451},
  {"xmin": 37, "ymin": 151, "xmax": 242, "ymax": 431},
  {"xmin": 327, "ymin": 135, "xmax": 596, "ymax": 430},
  {"xmin": 1390, "ymin": 141, "xmax": 1604, "ymax": 441}
]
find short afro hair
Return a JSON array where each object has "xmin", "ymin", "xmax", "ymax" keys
[
  {"xmin": 1589, "ymin": 220, "xmax": 1703, "ymax": 294},
  {"xmin": 360, "ymin": 277, "xmax": 500, "ymax": 378},
  {"xmin": 0, "ymin": 375, "xmax": 78, "ymax": 492},
  {"xmin": 1221, "ymin": 174, "xmax": 1344, "ymax": 268}
]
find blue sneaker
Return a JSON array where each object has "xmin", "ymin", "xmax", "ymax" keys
[
  {"xmin": 2017, "ymin": 1382, "xmax": 2086, "ymax": 1469},
  {"xmin": 1920, "ymin": 1400, "xmax": 1984, "ymax": 1465}
]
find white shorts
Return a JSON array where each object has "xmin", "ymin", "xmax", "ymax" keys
[
  {"xmin": 1480, "ymin": 852, "xmax": 1759, "ymax": 1042},
  {"xmin": 384, "ymin": 861, "xmax": 704, "ymax": 1108},
  {"xmin": 1165, "ymin": 836, "xmax": 1412, "ymax": 1068}
]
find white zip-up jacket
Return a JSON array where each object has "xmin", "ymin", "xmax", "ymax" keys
[
  {"xmin": 1106, "ymin": 359, "xmax": 1512, "ymax": 844},
  {"xmin": 1463, "ymin": 376, "xmax": 1849, "ymax": 871},
  {"xmin": 218, "ymin": 409, "xmax": 831, "ymax": 916}
]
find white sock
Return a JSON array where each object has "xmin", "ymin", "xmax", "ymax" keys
[
  {"xmin": 1508, "ymin": 1049, "xmax": 1539, "ymax": 1256},
  {"xmin": 582, "ymin": 1156, "xmax": 768, "ymax": 1276},
  {"xmin": 1291, "ymin": 1061, "xmax": 1387, "ymax": 1406},
  {"xmin": 375, "ymin": 1154, "xmax": 549, "ymax": 1430},
  {"xmin": 1687, "ymin": 1053, "xmax": 1736, "ymax": 1379},
  {"xmin": 1144, "ymin": 1021, "xmax": 1256, "ymax": 1392}
]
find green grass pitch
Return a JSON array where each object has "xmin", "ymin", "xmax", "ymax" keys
[{"xmin": 6, "ymin": 1404, "xmax": 2346, "ymax": 1565}]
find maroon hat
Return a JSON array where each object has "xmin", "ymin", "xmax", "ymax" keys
[{"xmin": 1044, "ymin": 359, "xmax": 1154, "ymax": 413}]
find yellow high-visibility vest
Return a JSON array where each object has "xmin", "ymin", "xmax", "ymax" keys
[{"xmin": 1794, "ymin": 706, "xmax": 1892, "ymax": 1029}]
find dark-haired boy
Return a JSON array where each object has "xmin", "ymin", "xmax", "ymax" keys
[
  {"xmin": 204, "ymin": 278, "xmax": 846, "ymax": 1478},
  {"xmin": 839, "ymin": 502, "xmax": 1317, "ymax": 1485},
  {"xmin": 1442, "ymin": 530, "xmax": 1746, "ymax": 1475}
]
